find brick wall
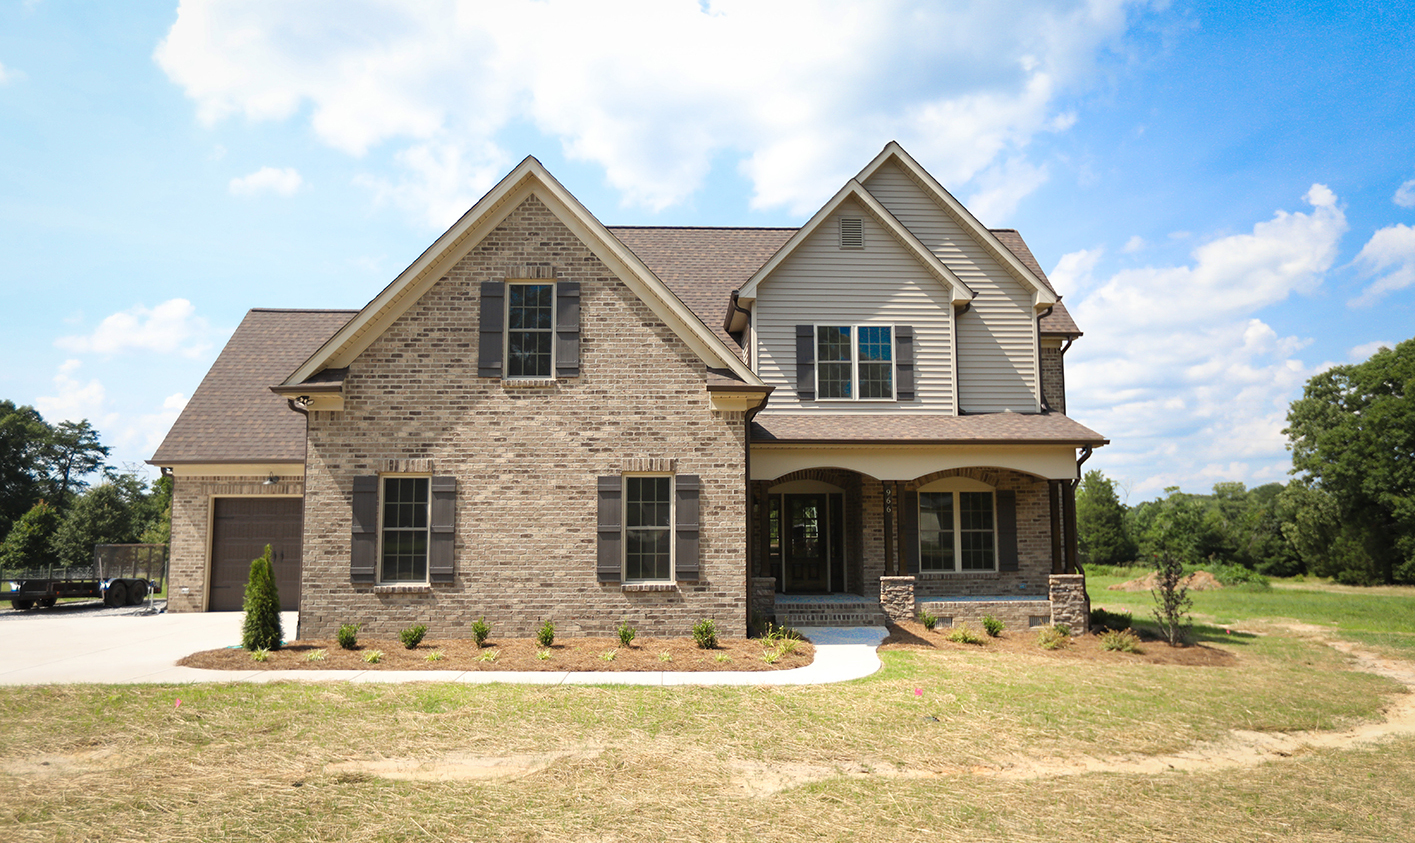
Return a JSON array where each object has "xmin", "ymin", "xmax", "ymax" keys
[
  {"xmin": 1040, "ymin": 343, "xmax": 1066, "ymax": 414},
  {"xmin": 299, "ymin": 195, "xmax": 748, "ymax": 639}
]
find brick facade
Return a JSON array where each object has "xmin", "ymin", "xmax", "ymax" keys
[
  {"xmin": 296, "ymin": 195, "xmax": 749, "ymax": 639},
  {"xmin": 1040, "ymin": 343, "xmax": 1066, "ymax": 414}
]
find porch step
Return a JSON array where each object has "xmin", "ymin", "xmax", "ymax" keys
[{"xmin": 773, "ymin": 596, "xmax": 888, "ymax": 628}]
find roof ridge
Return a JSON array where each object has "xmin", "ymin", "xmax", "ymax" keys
[{"xmin": 249, "ymin": 308, "xmax": 361, "ymax": 313}]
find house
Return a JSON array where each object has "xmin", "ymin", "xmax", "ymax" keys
[{"xmin": 150, "ymin": 142, "xmax": 1106, "ymax": 640}]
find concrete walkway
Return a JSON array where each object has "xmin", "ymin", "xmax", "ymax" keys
[{"xmin": 0, "ymin": 610, "xmax": 886, "ymax": 686}]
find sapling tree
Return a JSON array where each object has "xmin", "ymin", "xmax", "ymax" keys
[{"xmin": 1151, "ymin": 552, "xmax": 1192, "ymax": 646}]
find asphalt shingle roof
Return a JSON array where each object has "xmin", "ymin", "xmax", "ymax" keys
[{"xmin": 752, "ymin": 412, "xmax": 1107, "ymax": 445}]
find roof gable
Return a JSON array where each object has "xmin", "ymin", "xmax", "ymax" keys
[
  {"xmin": 857, "ymin": 142, "xmax": 1058, "ymax": 308},
  {"xmin": 284, "ymin": 157, "xmax": 761, "ymax": 387}
]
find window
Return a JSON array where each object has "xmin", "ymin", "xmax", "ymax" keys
[
  {"xmin": 624, "ymin": 475, "xmax": 672, "ymax": 581},
  {"xmin": 506, "ymin": 283, "xmax": 554, "ymax": 378},
  {"xmin": 816, "ymin": 325, "xmax": 894, "ymax": 400},
  {"xmin": 381, "ymin": 476, "xmax": 429, "ymax": 582},
  {"xmin": 920, "ymin": 490, "xmax": 995, "ymax": 571}
]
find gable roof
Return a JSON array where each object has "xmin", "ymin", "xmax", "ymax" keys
[
  {"xmin": 149, "ymin": 309, "xmax": 355, "ymax": 465},
  {"xmin": 857, "ymin": 142, "xmax": 1058, "ymax": 308},
  {"xmin": 282, "ymin": 156, "xmax": 762, "ymax": 389},
  {"xmin": 735, "ymin": 179, "xmax": 975, "ymax": 306}
]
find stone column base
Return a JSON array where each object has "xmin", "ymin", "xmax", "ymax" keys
[
  {"xmin": 1049, "ymin": 573, "xmax": 1089, "ymax": 633},
  {"xmin": 879, "ymin": 576, "xmax": 917, "ymax": 623}
]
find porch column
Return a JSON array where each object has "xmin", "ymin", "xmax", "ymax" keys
[
  {"xmin": 1049, "ymin": 479, "xmax": 1064, "ymax": 574},
  {"xmin": 883, "ymin": 480, "xmax": 895, "ymax": 576},
  {"xmin": 1063, "ymin": 481, "xmax": 1079, "ymax": 574}
]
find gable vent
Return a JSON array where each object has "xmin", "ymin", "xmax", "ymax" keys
[{"xmin": 839, "ymin": 217, "xmax": 865, "ymax": 249}]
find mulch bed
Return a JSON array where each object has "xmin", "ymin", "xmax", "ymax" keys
[
  {"xmin": 180, "ymin": 634, "xmax": 815, "ymax": 673},
  {"xmin": 881, "ymin": 621, "xmax": 1238, "ymax": 667}
]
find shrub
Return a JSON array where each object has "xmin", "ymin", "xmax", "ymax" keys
[
  {"xmin": 617, "ymin": 622, "xmax": 637, "ymax": 648},
  {"xmin": 536, "ymin": 649, "xmax": 551, "ymax": 661},
  {"xmin": 763, "ymin": 622, "xmax": 804, "ymax": 642},
  {"xmin": 1152, "ymin": 552, "xmax": 1193, "ymax": 646},
  {"xmin": 1091, "ymin": 607, "xmax": 1132, "ymax": 631},
  {"xmin": 305, "ymin": 649, "xmax": 327, "ymax": 662},
  {"xmin": 1205, "ymin": 562, "xmax": 1272, "ymax": 591},
  {"xmin": 982, "ymin": 615, "xmax": 1004, "ymax": 637},
  {"xmin": 600, "ymin": 649, "xmax": 618, "ymax": 662},
  {"xmin": 250, "ymin": 647, "xmax": 270, "ymax": 662},
  {"xmin": 240, "ymin": 545, "xmax": 283, "ymax": 651},
  {"xmin": 658, "ymin": 651, "xmax": 672, "ymax": 662},
  {"xmin": 917, "ymin": 609, "xmax": 937, "ymax": 631},
  {"xmin": 946, "ymin": 623, "xmax": 984, "ymax": 645},
  {"xmin": 362, "ymin": 649, "xmax": 383, "ymax": 664},
  {"xmin": 425, "ymin": 650, "xmax": 445, "ymax": 662},
  {"xmin": 1100, "ymin": 628, "xmax": 1143, "ymax": 653},
  {"xmin": 1037, "ymin": 625, "xmax": 1070, "ymax": 650},
  {"xmin": 692, "ymin": 618, "xmax": 718, "ymax": 649},
  {"xmin": 336, "ymin": 623, "xmax": 360, "ymax": 650},
  {"xmin": 470, "ymin": 617, "xmax": 490, "ymax": 647},
  {"xmin": 399, "ymin": 624, "xmax": 427, "ymax": 649},
  {"xmin": 477, "ymin": 649, "xmax": 499, "ymax": 663},
  {"xmin": 714, "ymin": 653, "xmax": 732, "ymax": 663},
  {"xmin": 536, "ymin": 619, "xmax": 555, "ymax": 648}
]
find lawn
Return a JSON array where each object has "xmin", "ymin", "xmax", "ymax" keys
[{"xmin": 1, "ymin": 579, "xmax": 1412, "ymax": 841}]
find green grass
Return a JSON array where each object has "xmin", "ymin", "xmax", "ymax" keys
[{"xmin": 1088, "ymin": 572, "xmax": 1415, "ymax": 657}]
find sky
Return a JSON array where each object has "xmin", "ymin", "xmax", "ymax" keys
[{"xmin": 1, "ymin": 0, "xmax": 1412, "ymax": 503}]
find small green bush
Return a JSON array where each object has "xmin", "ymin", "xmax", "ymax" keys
[
  {"xmin": 918, "ymin": 609, "xmax": 937, "ymax": 631},
  {"xmin": 399, "ymin": 624, "xmax": 427, "ymax": 649},
  {"xmin": 305, "ymin": 649, "xmax": 327, "ymax": 662},
  {"xmin": 424, "ymin": 650, "xmax": 444, "ymax": 662},
  {"xmin": 477, "ymin": 649, "xmax": 499, "ymax": 663},
  {"xmin": 692, "ymin": 618, "xmax": 718, "ymax": 649},
  {"xmin": 714, "ymin": 653, "xmax": 732, "ymax": 663},
  {"xmin": 536, "ymin": 649, "xmax": 551, "ymax": 661},
  {"xmin": 946, "ymin": 623, "xmax": 984, "ymax": 645},
  {"xmin": 763, "ymin": 622, "xmax": 804, "ymax": 642},
  {"xmin": 617, "ymin": 622, "xmax": 637, "ymax": 647},
  {"xmin": 982, "ymin": 615, "xmax": 1004, "ymax": 637},
  {"xmin": 336, "ymin": 623, "xmax": 360, "ymax": 650},
  {"xmin": 250, "ymin": 647, "xmax": 270, "ymax": 662},
  {"xmin": 1091, "ymin": 607, "xmax": 1132, "ymax": 630},
  {"xmin": 1037, "ymin": 625, "xmax": 1070, "ymax": 650},
  {"xmin": 658, "ymin": 651, "xmax": 672, "ymax": 662},
  {"xmin": 362, "ymin": 649, "xmax": 383, "ymax": 664},
  {"xmin": 600, "ymin": 649, "xmax": 618, "ymax": 662},
  {"xmin": 536, "ymin": 619, "xmax": 555, "ymax": 648},
  {"xmin": 470, "ymin": 616, "xmax": 490, "ymax": 647},
  {"xmin": 241, "ymin": 545, "xmax": 283, "ymax": 651},
  {"xmin": 1099, "ymin": 628, "xmax": 1143, "ymax": 653}
]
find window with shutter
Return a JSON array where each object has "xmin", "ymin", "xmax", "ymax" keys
[
  {"xmin": 915, "ymin": 480, "xmax": 1012, "ymax": 573},
  {"xmin": 812, "ymin": 324, "xmax": 896, "ymax": 401},
  {"xmin": 598, "ymin": 473, "xmax": 699, "ymax": 584},
  {"xmin": 478, "ymin": 280, "xmax": 582, "ymax": 379}
]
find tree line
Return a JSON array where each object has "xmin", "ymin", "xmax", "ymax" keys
[
  {"xmin": 1078, "ymin": 336, "xmax": 1415, "ymax": 585},
  {"xmin": 0, "ymin": 400, "xmax": 171, "ymax": 570}
]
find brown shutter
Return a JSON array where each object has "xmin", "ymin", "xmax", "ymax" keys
[
  {"xmin": 895, "ymin": 325, "xmax": 915, "ymax": 401},
  {"xmin": 796, "ymin": 325, "xmax": 815, "ymax": 401},
  {"xmin": 351, "ymin": 475, "xmax": 378, "ymax": 583},
  {"xmin": 478, "ymin": 281, "xmax": 504, "ymax": 378},
  {"xmin": 429, "ymin": 476, "xmax": 456, "ymax": 583},
  {"xmin": 675, "ymin": 475, "xmax": 700, "ymax": 581},
  {"xmin": 997, "ymin": 490, "xmax": 1019, "ymax": 571},
  {"xmin": 900, "ymin": 488, "xmax": 919, "ymax": 575},
  {"xmin": 596, "ymin": 476, "xmax": 622, "ymax": 582},
  {"xmin": 555, "ymin": 281, "xmax": 580, "ymax": 377}
]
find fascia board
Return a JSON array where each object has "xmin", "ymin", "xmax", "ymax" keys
[
  {"xmin": 737, "ymin": 181, "xmax": 975, "ymax": 305},
  {"xmin": 856, "ymin": 142, "xmax": 1058, "ymax": 306}
]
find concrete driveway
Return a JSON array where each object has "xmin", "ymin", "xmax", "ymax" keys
[{"xmin": 0, "ymin": 608, "xmax": 885, "ymax": 686}]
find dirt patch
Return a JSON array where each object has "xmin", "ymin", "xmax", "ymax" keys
[
  {"xmin": 880, "ymin": 621, "xmax": 1237, "ymax": 668},
  {"xmin": 1109, "ymin": 570, "xmax": 1224, "ymax": 592},
  {"xmin": 326, "ymin": 748, "xmax": 602, "ymax": 782},
  {"xmin": 179, "ymin": 634, "xmax": 813, "ymax": 673}
]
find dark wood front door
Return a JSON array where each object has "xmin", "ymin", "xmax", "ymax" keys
[
  {"xmin": 209, "ymin": 497, "xmax": 302, "ymax": 611},
  {"xmin": 784, "ymin": 494, "xmax": 829, "ymax": 593}
]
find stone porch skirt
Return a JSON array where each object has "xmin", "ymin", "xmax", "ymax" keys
[{"xmin": 915, "ymin": 597, "xmax": 1053, "ymax": 631}]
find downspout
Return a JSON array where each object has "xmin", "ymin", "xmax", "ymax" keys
[
  {"xmin": 744, "ymin": 398, "xmax": 768, "ymax": 629},
  {"xmin": 287, "ymin": 395, "xmax": 310, "ymax": 639}
]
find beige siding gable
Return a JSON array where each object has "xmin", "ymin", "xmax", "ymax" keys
[
  {"xmin": 755, "ymin": 198, "xmax": 956, "ymax": 413},
  {"xmin": 864, "ymin": 161, "xmax": 1039, "ymax": 412}
]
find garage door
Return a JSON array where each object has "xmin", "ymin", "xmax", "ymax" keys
[{"xmin": 209, "ymin": 497, "xmax": 302, "ymax": 611}]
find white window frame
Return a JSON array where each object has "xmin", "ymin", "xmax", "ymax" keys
[
  {"xmin": 378, "ymin": 474, "xmax": 431, "ymax": 584},
  {"xmin": 622, "ymin": 473, "xmax": 675, "ymax": 583},
  {"xmin": 917, "ymin": 478, "xmax": 998, "ymax": 573},
  {"xmin": 504, "ymin": 281, "xmax": 556, "ymax": 380},
  {"xmin": 815, "ymin": 324, "xmax": 896, "ymax": 402}
]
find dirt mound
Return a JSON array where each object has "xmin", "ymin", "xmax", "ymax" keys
[{"xmin": 1109, "ymin": 570, "xmax": 1224, "ymax": 592}]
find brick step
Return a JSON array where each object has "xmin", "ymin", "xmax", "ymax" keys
[{"xmin": 776, "ymin": 606, "xmax": 890, "ymax": 628}]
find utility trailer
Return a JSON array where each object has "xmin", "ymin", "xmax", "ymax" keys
[{"xmin": 3, "ymin": 543, "xmax": 167, "ymax": 610}]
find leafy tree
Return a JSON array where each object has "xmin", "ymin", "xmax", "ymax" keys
[
  {"xmin": 241, "ymin": 545, "xmax": 283, "ymax": 651},
  {"xmin": 0, "ymin": 401, "xmax": 51, "ymax": 537},
  {"xmin": 43, "ymin": 420, "xmax": 109, "ymax": 510},
  {"xmin": 0, "ymin": 501, "xmax": 60, "ymax": 570},
  {"xmin": 50, "ymin": 483, "xmax": 134, "ymax": 567},
  {"xmin": 1132, "ymin": 487, "xmax": 1207, "ymax": 564},
  {"xmin": 1076, "ymin": 470, "xmax": 1137, "ymax": 566},
  {"xmin": 1285, "ymin": 338, "xmax": 1415, "ymax": 584}
]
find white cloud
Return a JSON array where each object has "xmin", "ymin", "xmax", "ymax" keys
[
  {"xmin": 229, "ymin": 166, "xmax": 303, "ymax": 197},
  {"xmin": 0, "ymin": 61, "xmax": 11, "ymax": 84},
  {"xmin": 55, "ymin": 298, "xmax": 215, "ymax": 358},
  {"xmin": 1121, "ymin": 235, "xmax": 1145, "ymax": 253},
  {"xmin": 36, "ymin": 360, "xmax": 113, "ymax": 426},
  {"xmin": 1064, "ymin": 187, "xmax": 1348, "ymax": 498},
  {"xmin": 116, "ymin": 393, "xmax": 190, "ymax": 461},
  {"xmin": 964, "ymin": 156, "xmax": 1050, "ymax": 225},
  {"xmin": 156, "ymin": 0, "xmax": 1153, "ymax": 225},
  {"xmin": 1348, "ymin": 340, "xmax": 1393, "ymax": 362},
  {"xmin": 1349, "ymin": 223, "xmax": 1415, "ymax": 307},
  {"xmin": 1395, "ymin": 178, "xmax": 1415, "ymax": 209}
]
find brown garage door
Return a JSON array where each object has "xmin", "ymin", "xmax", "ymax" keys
[{"xmin": 209, "ymin": 497, "xmax": 302, "ymax": 611}]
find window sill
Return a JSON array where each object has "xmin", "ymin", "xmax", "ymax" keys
[
  {"xmin": 373, "ymin": 584, "xmax": 433, "ymax": 594},
  {"xmin": 621, "ymin": 582, "xmax": 678, "ymax": 592},
  {"xmin": 502, "ymin": 378, "xmax": 559, "ymax": 389}
]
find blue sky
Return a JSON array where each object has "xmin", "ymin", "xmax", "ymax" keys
[{"xmin": 2, "ymin": 1, "xmax": 1412, "ymax": 502}]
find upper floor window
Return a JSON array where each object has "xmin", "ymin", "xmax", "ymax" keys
[
  {"xmin": 507, "ymin": 283, "xmax": 554, "ymax": 378},
  {"xmin": 816, "ymin": 325, "xmax": 894, "ymax": 400}
]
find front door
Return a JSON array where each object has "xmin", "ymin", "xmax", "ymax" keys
[{"xmin": 784, "ymin": 493, "xmax": 829, "ymax": 593}]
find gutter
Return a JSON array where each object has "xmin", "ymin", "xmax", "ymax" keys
[{"xmin": 723, "ymin": 290, "xmax": 752, "ymax": 336}]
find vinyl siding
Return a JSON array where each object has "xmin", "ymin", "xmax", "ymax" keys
[
  {"xmin": 754, "ymin": 198, "xmax": 956, "ymax": 413},
  {"xmin": 864, "ymin": 161, "xmax": 1039, "ymax": 412}
]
